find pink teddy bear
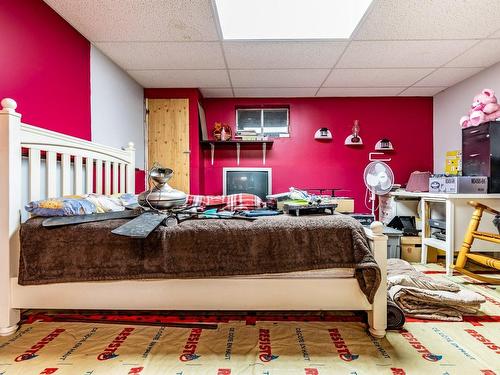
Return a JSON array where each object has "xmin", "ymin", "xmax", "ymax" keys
[{"xmin": 460, "ymin": 88, "xmax": 500, "ymax": 128}]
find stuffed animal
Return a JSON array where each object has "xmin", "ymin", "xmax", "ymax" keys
[{"xmin": 460, "ymin": 88, "xmax": 500, "ymax": 128}]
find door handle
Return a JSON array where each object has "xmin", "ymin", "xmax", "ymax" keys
[
  {"xmin": 183, "ymin": 150, "xmax": 191, "ymax": 154},
  {"xmin": 469, "ymin": 153, "xmax": 480, "ymax": 158}
]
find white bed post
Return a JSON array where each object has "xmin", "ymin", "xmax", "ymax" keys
[
  {"xmin": 125, "ymin": 141, "xmax": 135, "ymax": 194},
  {"xmin": 0, "ymin": 98, "xmax": 21, "ymax": 336},
  {"xmin": 366, "ymin": 221, "xmax": 387, "ymax": 338}
]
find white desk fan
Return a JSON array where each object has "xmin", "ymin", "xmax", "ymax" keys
[{"xmin": 363, "ymin": 161, "xmax": 394, "ymax": 218}]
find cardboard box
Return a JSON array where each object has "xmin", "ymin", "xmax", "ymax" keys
[
  {"xmin": 332, "ymin": 198, "xmax": 354, "ymax": 213},
  {"xmin": 400, "ymin": 236, "xmax": 437, "ymax": 263},
  {"xmin": 429, "ymin": 176, "xmax": 488, "ymax": 193},
  {"xmin": 429, "ymin": 176, "xmax": 446, "ymax": 193},
  {"xmin": 444, "ymin": 176, "xmax": 488, "ymax": 193}
]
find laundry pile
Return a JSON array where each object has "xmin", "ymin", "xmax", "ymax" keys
[{"xmin": 387, "ymin": 259, "xmax": 486, "ymax": 321}]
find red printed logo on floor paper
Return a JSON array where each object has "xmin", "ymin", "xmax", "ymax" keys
[
  {"xmin": 97, "ymin": 327, "xmax": 134, "ymax": 360},
  {"xmin": 465, "ymin": 330, "xmax": 500, "ymax": 354},
  {"xmin": 305, "ymin": 369, "xmax": 319, "ymax": 375},
  {"xmin": 217, "ymin": 369, "xmax": 231, "ymax": 375},
  {"xmin": 14, "ymin": 328, "xmax": 65, "ymax": 362},
  {"xmin": 328, "ymin": 328, "xmax": 359, "ymax": 361},
  {"xmin": 391, "ymin": 368, "xmax": 407, "ymax": 375},
  {"xmin": 179, "ymin": 328, "xmax": 203, "ymax": 361},
  {"xmin": 128, "ymin": 367, "xmax": 144, "ymax": 374},
  {"xmin": 39, "ymin": 369, "xmax": 58, "ymax": 374},
  {"xmin": 400, "ymin": 329, "xmax": 442, "ymax": 362},
  {"xmin": 480, "ymin": 371, "xmax": 497, "ymax": 375},
  {"xmin": 259, "ymin": 329, "xmax": 279, "ymax": 362}
]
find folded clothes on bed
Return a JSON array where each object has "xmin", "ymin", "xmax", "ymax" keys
[
  {"xmin": 185, "ymin": 193, "xmax": 265, "ymax": 211},
  {"xmin": 387, "ymin": 259, "xmax": 485, "ymax": 321},
  {"xmin": 25, "ymin": 197, "xmax": 96, "ymax": 216},
  {"xmin": 25, "ymin": 193, "xmax": 137, "ymax": 216}
]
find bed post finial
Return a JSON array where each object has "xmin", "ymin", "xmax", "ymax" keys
[
  {"xmin": 370, "ymin": 221, "xmax": 384, "ymax": 235},
  {"xmin": 1, "ymin": 98, "xmax": 18, "ymax": 114}
]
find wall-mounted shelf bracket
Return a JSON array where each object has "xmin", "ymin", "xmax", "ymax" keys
[{"xmin": 201, "ymin": 140, "xmax": 273, "ymax": 166}]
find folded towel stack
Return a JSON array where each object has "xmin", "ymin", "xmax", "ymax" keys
[{"xmin": 387, "ymin": 259, "xmax": 486, "ymax": 321}]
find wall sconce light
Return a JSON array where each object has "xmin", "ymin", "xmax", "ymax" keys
[
  {"xmin": 314, "ymin": 127, "xmax": 332, "ymax": 140},
  {"xmin": 375, "ymin": 138, "xmax": 394, "ymax": 151},
  {"xmin": 344, "ymin": 120, "xmax": 363, "ymax": 146}
]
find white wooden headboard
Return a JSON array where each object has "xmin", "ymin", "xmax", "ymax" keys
[
  {"xmin": 1, "ymin": 98, "xmax": 136, "ymax": 202},
  {"xmin": 0, "ymin": 98, "xmax": 136, "ymax": 326}
]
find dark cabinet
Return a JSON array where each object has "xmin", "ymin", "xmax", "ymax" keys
[{"xmin": 462, "ymin": 121, "xmax": 500, "ymax": 193}]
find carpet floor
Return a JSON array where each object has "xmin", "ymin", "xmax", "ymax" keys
[{"xmin": 0, "ymin": 264, "xmax": 498, "ymax": 375}]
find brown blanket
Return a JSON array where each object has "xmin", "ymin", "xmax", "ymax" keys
[{"xmin": 19, "ymin": 214, "xmax": 381, "ymax": 303}]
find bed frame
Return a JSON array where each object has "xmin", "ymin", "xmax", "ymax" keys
[{"xmin": 0, "ymin": 98, "xmax": 388, "ymax": 338}]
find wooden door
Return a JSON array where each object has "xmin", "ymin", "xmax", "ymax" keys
[{"xmin": 147, "ymin": 99, "xmax": 190, "ymax": 193}]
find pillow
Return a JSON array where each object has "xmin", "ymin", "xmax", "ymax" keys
[{"xmin": 186, "ymin": 193, "xmax": 265, "ymax": 211}]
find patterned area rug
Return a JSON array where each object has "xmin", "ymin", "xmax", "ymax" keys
[{"xmin": 0, "ymin": 264, "xmax": 498, "ymax": 375}]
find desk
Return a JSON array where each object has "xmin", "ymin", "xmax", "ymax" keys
[{"xmin": 389, "ymin": 190, "xmax": 500, "ymax": 275}]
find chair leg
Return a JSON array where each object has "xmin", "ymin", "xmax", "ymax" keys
[
  {"xmin": 454, "ymin": 206, "xmax": 483, "ymax": 270},
  {"xmin": 452, "ymin": 266, "xmax": 500, "ymax": 284}
]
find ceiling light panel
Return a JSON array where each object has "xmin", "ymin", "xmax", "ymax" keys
[{"xmin": 215, "ymin": 0, "xmax": 373, "ymax": 40}]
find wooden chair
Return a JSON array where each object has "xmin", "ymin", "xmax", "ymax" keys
[{"xmin": 453, "ymin": 201, "xmax": 500, "ymax": 284}]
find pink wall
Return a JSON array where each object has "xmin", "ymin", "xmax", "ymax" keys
[
  {"xmin": 0, "ymin": 0, "xmax": 91, "ymax": 140},
  {"xmin": 201, "ymin": 97, "xmax": 433, "ymax": 213},
  {"xmin": 144, "ymin": 89, "xmax": 203, "ymax": 194}
]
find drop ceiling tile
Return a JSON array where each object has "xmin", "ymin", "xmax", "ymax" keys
[
  {"xmin": 446, "ymin": 39, "xmax": 500, "ymax": 68},
  {"xmin": 128, "ymin": 70, "xmax": 230, "ymax": 88},
  {"xmin": 489, "ymin": 29, "xmax": 500, "ymax": 38},
  {"xmin": 44, "ymin": 0, "xmax": 219, "ymax": 41},
  {"xmin": 316, "ymin": 87, "xmax": 404, "ymax": 97},
  {"xmin": 399, "ymin": 87, "xmax": 447, "ymax": 96},
  {"xmin": 223, "ymin": 41, "xmax": 347, "ymax": 69},
  {"xmin": 233, "ymin": 88, "xmax": 318, "ymax": 97},
  {"xmin": 354, "ymin": 0, "xmax": 500, "ymax": 40},
  {"xmin": 338, "ymin": 40, "xmax": 477, "ymax": 69},
  {"xmin": 324, "ymin": 68, "xmax": 434, "ymax": 87},
  {"xmin": 414, "ymin": 67, "xmax": 483, "ymax": 87},
  {"xmin": 200, "ymin": 88, "xmax": 234, "ymax": 98},
  {"xmin": 230, "ymin": 69, "xmax": 330, "ymax": 88},
  {"xmin": 95, "ymin": 42, "xmax": 226, "ymax": 70}
]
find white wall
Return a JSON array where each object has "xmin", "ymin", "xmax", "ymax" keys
[
  {"xmin": 433, "ymin": 61, "xmax": 500, "ymax": 173},
  {"xmin": 90, "ymin": 45, "xmax": 145, "ymax": 168}
]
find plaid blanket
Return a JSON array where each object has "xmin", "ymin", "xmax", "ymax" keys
[{"xmin": 186, "ymin": 193, "xmax": 265, "ymax": 211}]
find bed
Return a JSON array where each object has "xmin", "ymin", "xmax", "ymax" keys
[{"xmin": 0, "ymin": 98, "xmax": 388, "ymax": 338}]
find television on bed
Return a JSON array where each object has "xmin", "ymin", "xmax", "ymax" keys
[{"xmin": 223, "ymin": 167, "xmax": 272, "ymax": 200}]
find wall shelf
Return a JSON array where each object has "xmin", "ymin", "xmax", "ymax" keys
[{"xmin": 200, "ymin": 140, "xmax": 274, "ymax": 166}]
